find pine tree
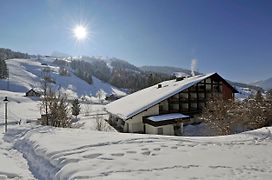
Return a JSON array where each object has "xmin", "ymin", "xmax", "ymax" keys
[
  {"xmin": 0, "ymin": 60, "xmax": 8, "ymax": 79},
  {"xmin": 71, "ymin": 99, "xmax": 80, "ymax": 118}
]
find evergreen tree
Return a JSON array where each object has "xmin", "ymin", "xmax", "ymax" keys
[
  {"xmin": 0, "ymin": 60, "xmax": 8, "ymax": 79},
  {"xmin": 71, "ymin": 98, "xmax": 80, "ymax": 118}
]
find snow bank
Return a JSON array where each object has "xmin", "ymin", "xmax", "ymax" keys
[
  {"xmin": 0, "ymin": 127, "xmax": 35, "ymax": 179},
  {"xmin": 6, "ymin": 125, "xmax": 272, "ymax": 180}
]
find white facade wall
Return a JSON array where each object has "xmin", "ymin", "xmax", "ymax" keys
[
  {"xmin": 124, "ymin": 105, "xmax": 159, "ymax": 133},
  {"xmin": 145, "ymin": 124, "xmax": 175, "ymax": 136}
]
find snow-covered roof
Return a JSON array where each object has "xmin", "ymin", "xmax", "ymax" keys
[
  {"xmin": 106, "ymin": 73, "xmax": 226, "ymax": 120},
  {"xmin": 146, "ymin": 113, "xmax": 190, "ymax": 122}
]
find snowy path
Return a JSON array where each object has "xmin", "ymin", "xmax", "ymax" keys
[
  {"xmin": 3, "ymin": 125, "xmax": 272, "ymax": 180},
  {"xmin": 0, "ymin": 128, "xmax": 35, "ymax": 179}
]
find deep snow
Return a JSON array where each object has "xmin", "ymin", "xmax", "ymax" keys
[{"xmin": 2, "ymin": 125, "xmax": 272, "ymax": 180}]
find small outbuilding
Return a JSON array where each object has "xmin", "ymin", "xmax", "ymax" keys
[
  {"xmin": 105, "ymin": 94, "xmax": 124, "ymax": 101},
  {"xmin": 26, "ymin": 89, "xmax": 41, "ymax": 97},
  {"xmin": 143, "ymin": 113, "xmax": 190, "ymax": 135}
]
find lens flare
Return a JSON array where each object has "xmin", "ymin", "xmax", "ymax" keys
[{"xmin": 73, "ymin": 25, "xmax": 87, "ymax": 41}]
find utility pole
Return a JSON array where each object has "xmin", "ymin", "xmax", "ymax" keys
[{"xmin": 3, "ymin": 97, "xmax": 8, "ymax": 133}]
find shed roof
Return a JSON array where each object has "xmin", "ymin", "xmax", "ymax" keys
[
  {"xmin": 146, "ymin": 113, "xmax": 190, "ymax": 122},
  {"xmin": 143, "ymin": 113, "xmax": 190, "ymax": 127}
]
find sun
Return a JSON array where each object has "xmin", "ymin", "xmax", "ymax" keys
[{"xmin": 73, "ymin": 25, "xmax": 88, "ymax": 41}]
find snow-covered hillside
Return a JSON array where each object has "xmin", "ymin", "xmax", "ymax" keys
[
  {"xmin": 0, "ymin": 58, "xmax": 126, "ymax": 98},
  {"xmin": 235, "ymin": 87, "xmax": 256, "ymax": 100},
  {"xmin": 252, "ymin": 77, "xmax": 272, "ymax": 91}
]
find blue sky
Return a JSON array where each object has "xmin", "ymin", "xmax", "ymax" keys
[{"xmin": 0, "ymin": 0, "xmax": 272, "ymax": 83}]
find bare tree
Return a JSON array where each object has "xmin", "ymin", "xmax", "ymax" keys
[
  {"xmin": 83, "ymin": 103, "xmax": 92, "ymax": 116},
  {"xmin": 40, "ymin": 83, "xmax": 53, "ymax": 125},
  {"xmin": 40, "ymin": 76, "xmax": 70, "ymax": 128},
  {"xmin": 200, "ymin": 96, "xmax": 240, "ymax": 135},
  {"xmin": 49, "ymin": 92, "xmax": 70, "ymax": 128},
  {"xmin": 95, "ymin": 113, "xmax": 108, "ymax": 131},
  {"xmin": 96, "ymin": 90, "xmax": 104, "ymax": 103}
]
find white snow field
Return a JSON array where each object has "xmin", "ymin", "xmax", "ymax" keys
[
  {"xmin": 1, "ymin": 124, "xmax": 271, "ymax": 180},
  {"xmin": 0, "ymin": 90, "xmax": 41, "ymax": 124}
]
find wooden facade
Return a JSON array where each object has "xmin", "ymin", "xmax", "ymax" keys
[{"xmin": 158, "ymin": 73, "xmax": 237, "ymax": 116}]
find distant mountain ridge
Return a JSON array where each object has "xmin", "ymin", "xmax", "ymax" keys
[{"xmin": 252, "ymin": 77, "xmax": 272, "ymax": 90}]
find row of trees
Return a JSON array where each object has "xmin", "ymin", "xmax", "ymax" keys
[
  {"xmin": 201, "ymin": 90, "xmax": 272, "ymax": 135},
  {"xmin": 0, "ymin": 48, "xmax": 30, "ymax": 79},
  {"xmin": 0, "ymin": 59, "xmax": 8, "ymax": 79},
  {"xmin": 0, "ymin": 48, "xmax": 29, "ymax": 60},
  {"xmin": 40, "ymin": 90, "xmax": 81, "ymax": 127},
  {"xmin": 69, "ymin": 59, "xmax": 171, "ymax": 92}
]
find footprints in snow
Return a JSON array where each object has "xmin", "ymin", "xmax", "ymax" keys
[
  {"xmin": 83, "ymin": 153, "xmax": 102, "ymax": 159},
  {"xmin": 111, "ymin": 153, "xmax": 125, "ymax": 157},
  {"xmin": 62, "ymin": 139, "xmax": 199, "ymax": 162}
]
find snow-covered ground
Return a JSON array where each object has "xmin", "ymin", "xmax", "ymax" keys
[
  {"xmin": 1, "ymin": 90, "xmax": 271, "ymax": 179},
  {"xmin": 1, "ymin": 124, "xmax": 271, "ymax": 180},
  {"xmin": 0, "ymin": 90, "xmax": 40, "ymax": 124},
  {"xmin": 0, "ymin": 90, "xmax": 271, "ymax": 179},
  {"xmin": 0, "ymin": 128, "xmax": 35, "ymax": 179}
]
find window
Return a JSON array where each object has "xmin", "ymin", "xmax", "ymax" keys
[
  {"xmin": 213, "ymin": 85, "xmax": 220, "ymax": 92},
  {"xmin": 199, "ymin": 84, "xmax": 205, "ymax": 90},
  {"xmin": 158, "ymin": 128, "xmax": 163, "ymax": 135}
]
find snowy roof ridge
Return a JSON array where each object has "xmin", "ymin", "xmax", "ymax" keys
[{"xmin": 106, "ymin": 73, "xmax": 218, "ymax": 120}]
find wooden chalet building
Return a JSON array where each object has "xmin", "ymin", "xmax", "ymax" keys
[
  {"xmin": 105, "ymin": 73, "xmax": 238, "ymax": 136},
  {"xmin": 25, "ymin": 88, "xmax": 41, "ymax": 97}
]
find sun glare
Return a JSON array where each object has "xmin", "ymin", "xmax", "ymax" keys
[{"xmin": 73, "ymin": 25, "xmax": 87, "ymax": 41}]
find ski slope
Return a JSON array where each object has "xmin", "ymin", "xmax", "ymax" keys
[{"xmin": 0, "ymin": 58, "xmax": 126, "ymax": 98}]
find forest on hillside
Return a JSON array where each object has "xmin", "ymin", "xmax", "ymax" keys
[
  {"xmin": 67, "ymin": 59, "xmax": 172, "ymax": 92},
  {"xmin": 0, "ymin": 48, "xmax": 30, "ymax": 79}
]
